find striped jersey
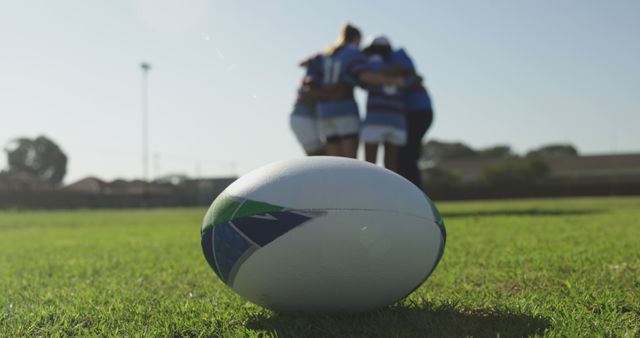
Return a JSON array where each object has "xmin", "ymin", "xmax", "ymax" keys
[
  {"xmin": 312, "ymin": 44, "xmax": 369, "ymax": 119},
  {"xmin": 364, "ymin": 54, "xmax": 406, "ymax": 130}
]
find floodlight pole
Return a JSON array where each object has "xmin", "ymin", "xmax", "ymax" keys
[{"xmin": 141, "ymin": 62, "xmax": 151, "ymax": 206}]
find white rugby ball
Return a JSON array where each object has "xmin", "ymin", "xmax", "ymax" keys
[{"xmin": 200, "ymin": 156, "xmax": 445, "ymax": 313}]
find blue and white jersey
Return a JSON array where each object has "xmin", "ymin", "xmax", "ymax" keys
[
  {"xmin": 364, "ymin": 55, "xmax": 406, "ymax": 130},
  {"xmin": 389, "ymin": 48, "xmax": 432, "ymax": 112},
  {"xmin": 315, "ymin": 44, "xmax": 369, "ymax": 119},
  {"xmin": 294, "ymin": 54, "xmax": 324, "ymax": 104},
  {"xmin": 291, "ymin": 54, "xmax": 325, "ymax": 118}
]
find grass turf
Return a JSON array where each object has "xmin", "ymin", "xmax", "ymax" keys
[{"xmin": 0, "ymin": 197, "xmax": 638, "ymax": 337}]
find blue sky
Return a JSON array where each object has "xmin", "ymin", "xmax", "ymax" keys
[{"xmin": 1, "ymin": 0, "xmax": 638, "ymax": 183}]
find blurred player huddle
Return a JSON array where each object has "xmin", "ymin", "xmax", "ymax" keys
[{"xmin": 290, "ymin": 23, "xmax": 433, "ymax": 189}]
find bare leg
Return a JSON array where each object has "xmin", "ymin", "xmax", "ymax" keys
[
  {"xmin": 341, "ymin": 135, "xmax": 359, "ymax": 158},
  {"xmin": 325, "ymin": 141, "xmax": 341, "ymax": 156},
  {"xmin": 307, "ymin": 147, "xmax": 327, "ymax": 156},
  {"xmin": 365, "ymin": 143, "xmax": 378, "ymax": 164},
  {"xmin": 384, "ymin": 142, "xmax": 399, "ymax": 172}
]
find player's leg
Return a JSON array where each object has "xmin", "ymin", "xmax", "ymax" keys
[
  {"xmin": 406, "ymin": 109, "xmax": 433, "ymax": 188},
  {"xmin": 384, "ymin": 142, "xmax": 399, "ymax": 172},
  {"xmin": 318, "ymin": 117, "xmax": 341, "ymax": 156},
  {"xmin": 361, "ymin": 125, "xmax": 385, "ymax": 163},
  {"xmin": 399, "ymin": 110, "xmax": 431, "ymax": 188},
  {"xmin": 333, "ymin": 115, "xmax": 361, "ymax": 158},
  {"xmin": 308, "ymin": 117, "xmax": 326, "ymax": 156},
  {"xmin": 397, "ymin": 113, "xmax": 415, "ymax": 180},
  {"xmin": 341, "ymin": 134, "xmax": 359, "ymax": 159},
  {"xmin": 365, "ymin": 142, "xmax": 378, "ymax": 163},
  {"xmin": 308, "ymin": 147, "xmax": 326, "ymax": 156},
  {"xmin": 325, "ymin": 136, "xmax": 342, "ymax": 156},
  {"xmin": 385, "ymin": 126, "xmax": 406, "ymax": 173}
]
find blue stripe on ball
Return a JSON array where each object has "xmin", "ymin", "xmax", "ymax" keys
[
  {"xmin": 232, "ymin": 211, "xmax": 312, "ymax": 247},
  {"xmin": 213, "ymin": 221, "xmax": 252, "ymax": 283},
  {"xmin": 201, "ymin": 226, "xmax": 222, "ymax": 280}
]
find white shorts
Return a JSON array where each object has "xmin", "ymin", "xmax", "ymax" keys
[
  {"xmin": 290, "ymin": 115, "xmax": 323, "ymax": 154},
  {"xmin": 317, "ymin": 115, "xmax": 360, "ymax": 139},
  {"xmin": 361, "ymin": 125, "xmax": 407, "ymax": 146}
]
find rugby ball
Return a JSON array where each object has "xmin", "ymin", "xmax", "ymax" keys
[{"xmin": 200, "ymin": 156, "xmax": 445, "ymax": 313}]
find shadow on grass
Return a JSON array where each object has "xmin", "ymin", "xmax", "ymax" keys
[
  {"xmin": 246, "ymin": 303, "xmax": 551, "ymax": 338},
  {"xmin": 442, "ymin": 208, "xmax": 603, "ymax": 218}
]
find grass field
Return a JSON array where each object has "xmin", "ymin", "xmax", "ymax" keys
[{"xmin": 1, "ymin": 197, "xmax": 639, "ymax": 337}]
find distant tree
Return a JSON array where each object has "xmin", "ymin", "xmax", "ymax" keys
[
  {"xmin": 422, "ymin": 140, "xmax": 477, "ymax": 161},
  {"xmin": 481, "ymin": 159, "xmax": 550, "ymax": 187},
  {"xmin": 422, "ymin": 165, "xmax": 463, "ymax": 189},
  {"xmin": 526, "ymin": 144, "xmax": 578, "ymax": 158},
  {"xmin": 477, "ymin": 145, "xmax": 515, "ymax": 159},
  {"xmin": 0, "ymin": 170, "xmax": 7, "ymax": 185},
  {"xmin": 4, "ymin": 136, "xmax": 68, "ymax": 187}
]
